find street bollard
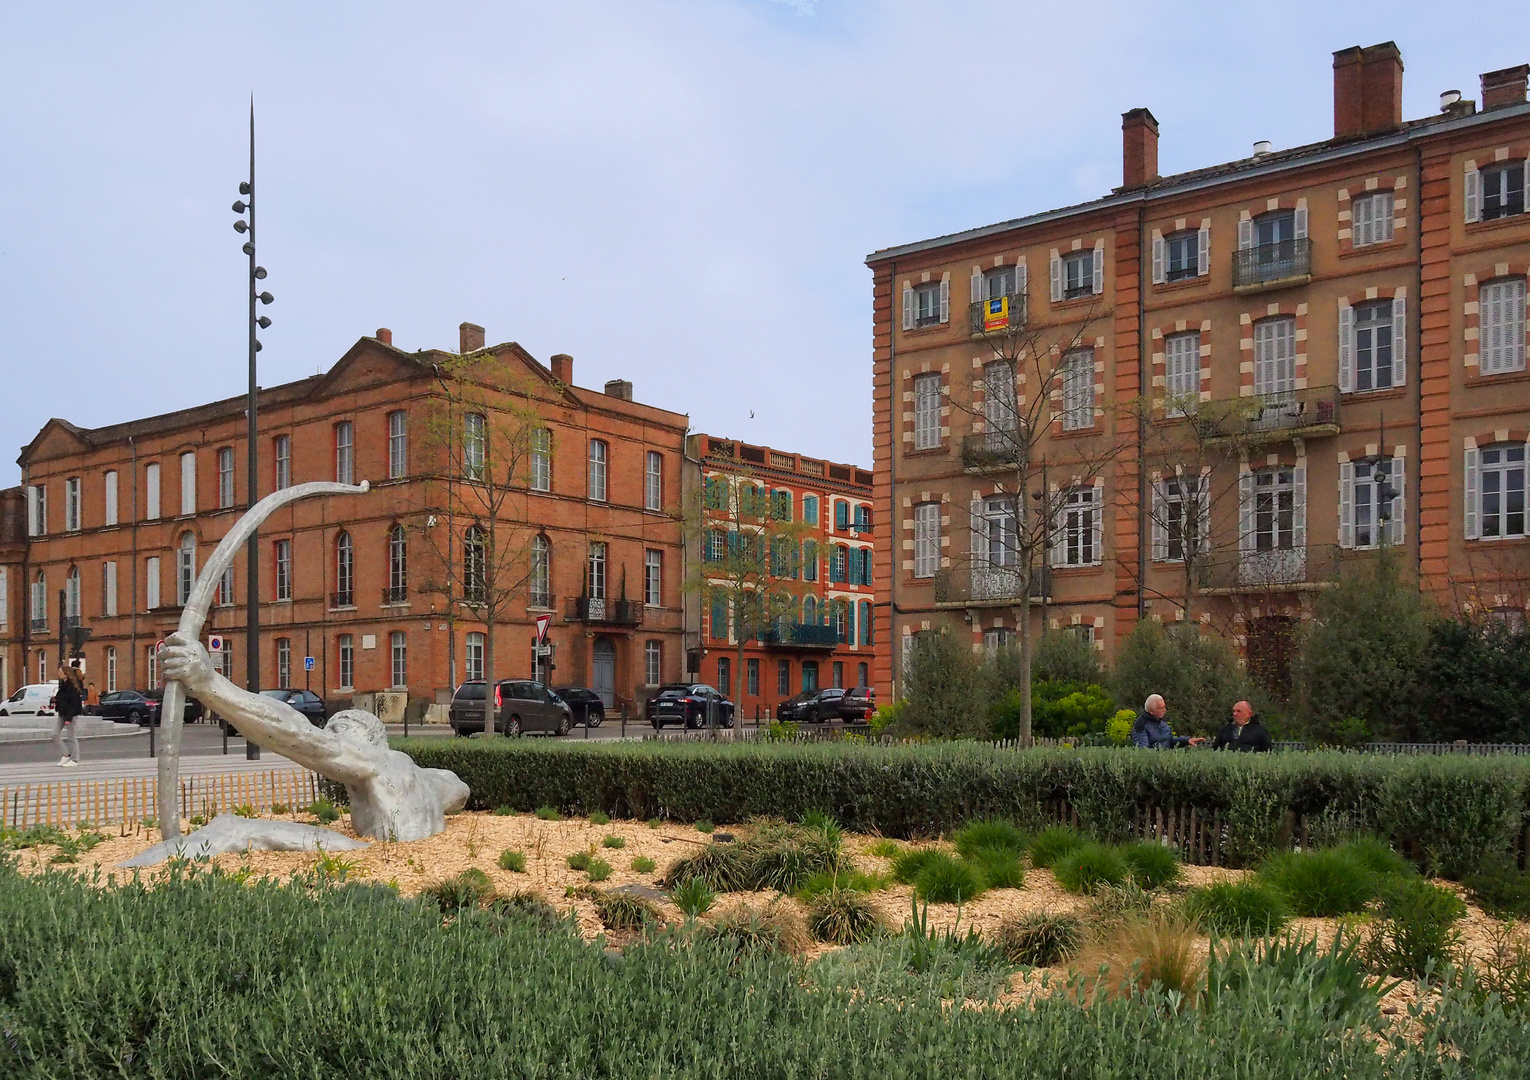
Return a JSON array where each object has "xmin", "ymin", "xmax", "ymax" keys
[
  {"xmin": 149, "ymin": 720, "xmax": 156, "ymax": 758},
  {"xmin": 620, "ymin": 702, "xmax": 626, "ymax": 739}
]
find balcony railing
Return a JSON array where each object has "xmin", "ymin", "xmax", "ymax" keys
[
  {"xmin": 29, "ymin": 617, "xmax": 47, "ymax": 633},
  {"xmin": 381, "ymin": 586, "xmax": 408, "ymax": 605},
  {"xmin": 1200, "ymin": 385, "xmax": 1340, "ymax": 443},
  {"xmin": 762, "ymin": 622, "xmax": 839, "ymax": 649},
  {"xmin": 329, "ymin": 590, "xmax": 354, "ymax": 609},
  {"xmin": 1232, "ymin": 239, "xmax": 1312, "ymax": 290},
  {"xmin": 933, "ymin": 565, "xmax": 1050, "ymax": 605},
  {"xmin": 968, "ymin": 293, "xmax": 1027, "ymax": 335},
  {"xmin": 1198, "ymin": 544, "xmax": 1340, "ymax": 592},
  {"xmin": 566, "ymin": 596, "xmax": 643, "ymax": 626},
  {"xmin": 529, "ymin": 590, "xmax": 553, "ymax": 610},
  {"xmin": 961, "ymin": 429, "xmax": 1024, "ymax": 470}
]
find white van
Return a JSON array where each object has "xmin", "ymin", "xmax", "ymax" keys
[{"xmin": 0, "ymin": 682, "xmax": 59, "ymax": 718}]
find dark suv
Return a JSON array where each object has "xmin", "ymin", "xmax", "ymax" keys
[
  {"xmin": 451, "ymin": 680, "xmax": 572, "ymax": 737},
  {"xmin": 553, "ymin": 686, "xmax": 605, "ymax": 727},
  {"xmin": 839, "ymin": 686, "xmax": 876, "ymax": 723},
  {"xmin": 647, "ymin": 684, "xmax": 735, "ymax": 729},
  {"xmin": 777, "ymin": 688, "xmax": 845, "ymax": 724}
]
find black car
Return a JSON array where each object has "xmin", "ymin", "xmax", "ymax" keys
[
  {"xmin": 450, "ymin": 680, "xmax": 572, "ymax": 737},
  {"xmin": 220, "ymin": 689, "xmax": 326, "ymax": 737},
  {"xmin": 647, "ymin": 684, "xmax": 735, "ymax": 729},
  {"xmin": 553, "ymin": 686, "xmax": 606, "ymax": 727},
  {"xmin": 777, "ymin": 688, "xmax": 845, "ymax": 724},
  {"xmin": 839, "ymin": 686, "xmax": 877, "ymax": 723},
  {"xmin": 107, "ymin": 689, "xmax": 206, "ymax": 726}
]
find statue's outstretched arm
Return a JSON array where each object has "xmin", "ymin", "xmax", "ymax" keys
[{"xmin": 160, "ymin": 633, "xmax": 378, "ymax": 786}]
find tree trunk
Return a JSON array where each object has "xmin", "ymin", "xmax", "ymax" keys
[
  {"xmin": 484, "ymin": 610, "xmax": 499, "ymax": 737},
  {"xmin": 1019, "ymin": 569, "xmax": 1033, "ymax": 745}
]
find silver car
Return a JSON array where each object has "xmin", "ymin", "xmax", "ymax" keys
[{"xmin": 450, "ymin": 679, "xmax": 572, "ymax": 737}]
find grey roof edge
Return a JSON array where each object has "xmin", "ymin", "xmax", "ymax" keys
[{"xmin": 866, "ymin": 100, "xmax": 1530, "ymax": 266}]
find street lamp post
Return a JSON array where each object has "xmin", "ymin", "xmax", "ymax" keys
[{"xmin": 231, "ymin": 102, "xmax": 274, "ymax": 760}]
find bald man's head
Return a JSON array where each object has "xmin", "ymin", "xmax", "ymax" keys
[{"xmin": 1232, "ymin": 700, "xmax": 1253, "ymax": 725}]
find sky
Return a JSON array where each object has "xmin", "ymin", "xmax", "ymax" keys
[{"xmin": 5, "ymin": 1, "xmax": 1530, "ymax": 488}]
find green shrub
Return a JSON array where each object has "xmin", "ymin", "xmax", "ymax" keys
[
  {"xmin": 995, "ymin": 912, "xmax": 1082, "ymax": 966},
  {"xmin": 601, "ymin": 835, "xmax": 625, "ymax": 849},
  {"xmin": 671, "ymin": 877, "xmax": 717, "ymax": 918},
  {"xmin": 567, "ymin": 851, "xmax": 592, "ymax": 871},
  {"xmin": 795, "ymin": 868, "xmax": 887, "ymax": 903},
  {"xmin": 270, "ymin": 803, "xmax": 291, "ymax": 815},
  {"xmin": 662, "ymin": 844, "xmax": 753, "ymax": 892},
  {"xmin": 1113, "ymin": 621, "xmax": 1251, "ymax": 736},
  {"xmin": 1463, "ymin": 857, "xmax": 1530, "ymax": 919},
  {"xmin": 497, "ymin": 849, "xmax": 527, "ymax": 873},
  {"xmin": 890, "ymin": 630, "xmax": 993, "ymax": 739},
  {"xmin": 1363, "ymin": 877, "xmax": 1466, "ymax": 978},
  {"xmin": 584, "ymin": 858, "xmax": 613, "ymax": 883},
  {"xmin": 1329, "ymin": 837, "xmax": 1415, "ymax": 880},
  {"xmin": 962, "ymin": 846, "xmax": 1025, "ymax": 890},
  {"xmin": 423, "ymin": 868, "xmax": 494, "ymax": 912},
  {"xmin": 304, "ymin": 798, "xmax": 340, "ymax": 825},
  {"xmin": 1106, "ymin": 710, "xmax": 1136, "ymax": 746},
  {"xmin": 1259, "ymin": 850, "xmax": 1375, "ymax": 917},
  {"xmin": 630, "ymin": 856, "xmax": 657, "ymax": 874},
  {"xmin": 490, "ymin": 891, "xmax": 561, "ymax": 930},
  {"xmin": 535, "ymin": 805, "xmax": 561, "ymax": 821},
  {"xmin": 890, "ymin": 847, "xmax": 945, "ymax": 885},
  {"xmin": 232, "ymin": 803, "xmax": 257, "ymax": 819},
  {"xmin": 951, "ymin": 819, "xmax": 1027, "ymax": 859},
  {"xmin": 1121, "ymin": 842, "xmax": 1181, "ymax": 891},
  {"xmin": 592, "ymin": 890, "xmax": 659, "ymax": 931},
  {"xmin": 695, "ymin": 819, "xmax": 715, "ymax": 834},
  {"xmin": 1002, "ymin": 680, "xmax": 1116, "ymax": 741},
  {"xmin": 647, "ymin": 817, "xmax": 662, "ymax": 829},
  {"xmin": 1420, "ymin": 617, "xmax": 1530, "ymax": 743},
  {"xmin": 1030, "ymin": 630, "xmax": 1105, "ymax": 686},
  {"xmin": 1030, "ymin": 825, "xmax": 1086, "ymax": 868},
  {"xmin": 589, "ymin": 811, "xmax": 611, "ymax": 825},
  {"xmin": 492, "ymin": 805, "xmax": 514, "ymax": 816},
  {"xmin": 1207, "ymin": 931, "xmax": 1384, "ymax": 1027},
  {"xmin": 699, "ymin": 903, "xmax": 808, "ymax": 957},
  {"xmin": 866, "ymin": 838, "xmax": 901, "ymax": 859},
  {"xmin": 807, "ymin": 889, "xmax": 884, "ymax": 945},
  {"xmin": 1183, "ymin": 880, "xmax": 1290, "ymax": 937},
  {"xmin": 662, "ymin": 823, "xmax": 840, "ymax": 894},
  {"xmin": 1053, "ymin": 844, "xmax": 1129, "ymax": 895},
  {"xmin": 913, "ymin": 854, "xmax": 986, "ymax": 904}
]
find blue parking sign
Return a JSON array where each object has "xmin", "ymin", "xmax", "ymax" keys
[{"xmin": 304, "ymin": 656, "xmax": 315, "ymax": 671}]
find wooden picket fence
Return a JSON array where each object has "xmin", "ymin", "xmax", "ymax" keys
[{"xmin": 0, "ymin": 770, "xmax": 322, "ymax": 829}]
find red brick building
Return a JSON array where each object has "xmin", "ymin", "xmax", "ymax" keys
[{"xmin": 5, "ymin": 324, "xmax": 690, "ymax": 716}]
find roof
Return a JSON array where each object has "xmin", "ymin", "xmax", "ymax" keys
[{"xmin": 691, "ymin": 432, "xmax": 874, "ymax": 492}]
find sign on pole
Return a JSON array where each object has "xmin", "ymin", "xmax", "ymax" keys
[
  {"xmin": 208, "ymin": 635, "xmax": 225, "ymax": 652},
  {"xmin": 304, "ymin": 656, "xmax": 315, "ymax": 671},
  {"xmin": 534, "ymin": 612, "xmax": 552, "ymax": 644}
]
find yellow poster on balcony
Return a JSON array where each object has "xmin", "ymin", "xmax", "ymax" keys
[{"xmin": 982, "ymin": 296, "xmax": 1009, "ymax": 332}]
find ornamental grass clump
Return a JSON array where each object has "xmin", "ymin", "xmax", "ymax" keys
[
  {"xmin": 1029, "ymin": 825, "xmax": 1086, "ymax": 869},
  {"xmin": 588, "ymin": 811, "xmax": 611, "ymax": 826},
  {"xmin": 1182, "ymin": 880, "xmax": 1290, "ymax": 937},
  {"xmin": 664, "ymin": 820, "xmax": 844, "ymax": 895},
  {"xmin": 672, "ymin": 877, "xmax": 717, "ymax": 918},
  {"xmin": 951, "ymin": 819, "xmax": 1027, "ymax": 860},
  {"xmin": 1259, "ymin": 849, "xmax": 1376, "ymax": 917},
  {"xmin": 602, "ymin": 835, "xmax": 625, "ymax": 849},
  {"xmin": 489, "ymin": 890, "xmax": 562, "ymax": 931},
  {"xmin": 1053, "ymin": 843, "xmax": 1130, "ymax": 895},
  {"xmin": 1078, "ymin": 909, "xmax": 1204, "ymax": 1003},
  {"xmin": 700, "ymin": 902, "xmax": 809, "ymax": 958},
  {"xmin": 593, "ymin": 889, "xmax": 661, "ymax": 931},
  {"xmin": 995, "ymin": 912, "xmax": 1082, "ymax": 967},
  {"xmin": 497, "ymin": 849, "xmax": 527, "ymax": 873},
  {"xmin": 913, "ymin": 853, "xmax": 987, "ymax": 904},
  {"xmin": 866, "ymin": 838, "xmax": 901, "ymax": 859},
  {"xmin": 794, "ymin": 868, "xmax": 887, "ymax": 903},
  {"xmin": 962, "ymin": 846, "xmax": 1025, "ymax": 890},
  {"xmin": 890, "ymin": 847, "xmax": 945, "ymax": 885},
  {"xmin": 584, "ymin": 858, "xmax": 613, "ymax": 883},
  {"xmin": 422, "ymin": 868, "xmax": 495, "ymax": 913},
  {"xmin": 807, "ymin": 889, "xmax": 885, "ymax": 945},
  {"xmin": 1121, "ymin": 841, "xmax": 1181, "ymax": 890},
  {"xmin": 630, "ymin": 856, "xmax": 657, "ymax": 874}
]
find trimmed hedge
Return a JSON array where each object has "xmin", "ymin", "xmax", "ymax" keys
[{"xmin": 395, "ymin": 739, "xmax": 1530, "ymax": 874}]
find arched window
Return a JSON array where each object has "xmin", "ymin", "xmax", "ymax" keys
[
  {"xmin": 802, "ymin": 594, "xmax": 818, "ymax": 626},
  {"xmin": 463, "ymin": 525, "xmax": 486, "ymax": 603},
  {"xmin": 66, "ymin": 565, "xmax": 81, "ymax": 620},
  {"xmin": 387, "ymin": 524, "xmax": 408, "ymax": 602},
  {"xmin": 530, "ymin": 534, "xmax": 551, "ymax": 608},
  {"xmin": 176, "ymin": 532, "xmax": 196, "ymax": 605},
  {"xmin": 831, "ymin": 598, "xmax": 848, "ymax": 642},
  {"xmin": 334, "ymin": 531, "xmax": 354, "ymax": 606}
]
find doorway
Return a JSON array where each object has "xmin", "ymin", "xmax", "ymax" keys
[{"xmin": 592, "ymin": 637, "xmax": 617, "ymax": 710}]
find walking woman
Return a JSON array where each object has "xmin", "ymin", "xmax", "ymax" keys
[{"xmin": 53, "ymin": 662, "xmax": 84, "ymax": 767}]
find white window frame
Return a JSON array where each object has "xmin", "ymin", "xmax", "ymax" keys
[
  {"xmin": 984, "ymin": 361, "xmax": 1019, "ymax": 442},
  {"xmin": 645, "ymin": 451, "xmax": 663, "ymax": 511},
  {"xmin": 1340, "ymin": 457, "xmax": 1406, "ymax": 549},
  {"xmin": 179, "ymin": 452, "xmax": 196, "ymax": 516},
  {"xmin": 65, "ymin": 566, "xmax": 80, "ymax": 619},
  {"xmin": 390, "ymin": 631, "xmax": 407, "ymax": 689},
  {"xmin": 1353, "ymin": 299, "xmax": 1396, "ymax": 392},
  {"xmin": 1061, "ymin": 348, "xmax": 1094, "ymax": 431},
  {"xmin": 464, "ymin": 414, "xmax": 486, "ymax": 480},
  {"xmin": 27, "ymin": 484, "xmax": 46, "ymax": 537},
  {"xmin": 644, "ymin": 640, "xmax": 661, "ymax": 687},
  {"xmin": 335, "ymin": 531, "xmax": 354, "ymax": 605},
  {"xmin": 1052, "ymin": 485, "xmax": 1103, "ymax": 567},
  {"xmin": 389, "ymin": 525, "xmax": 408, "ymax": 597},
  {"xmin": 465, "ymin": 631, "xmax": 485, "ymax": 682},
  {"xmin": 530, "ymin": 428, "xmax": 551, "ymax": 492},
  {"xmin": 388, "ymin": 411, "xmax": 408, "ymax": 479},
  {"xmin": 104, "ymin": 470, "xmax": 118, "ymax": 527},
  {"xmin": 176, "ymin": 533, "xmax": 196, "ymax": 605},
  {"xmin": 587, "ymin": 541, "xmax": 607, "ymax": 599},
  {"xmin": 276, "ymin": 637, "xmax": 292, "ymax": 690},
  {"xmin": 335, "ymin": 421, "xmax": 354, "ymax": 485},
  {"xmin": 338, "ymin": 634, "xmax": 354, "ymax": 690},
  {"xmin": 145, "ymin": 463, "xmax": 160, "ymax": 521},
  {"xmin": 105, "ymin": 646, "xmax": 118, "ymax": 693},
  {"xmin": 0, "ymin": 567, "xmax": 8, "ymax": 630},
  {"xmin": 1481, "ymin": 278, "xmax": 1527, "ymax": 375},
  {"xmin": 1163, "ymin": 332, "xmax": 1200, "ymax": 417},
  {"xmin": 1151, "ymin": 474, "xmax": 1210, "ymax": 563},
  {"xmin": 913, "ymin": 373, "xmax": 941, "ymax": 450},
  {"xmin": 218, "ymin": 566, "xmax": 234, "ymax": 607},
  {"xmin": 146, "ymin": 645, "xmax": 158, "ymax": 690},
  {"xmin": 1253, "ymin": 317, "xmax": 1297, "ymax": 397},
  {"xmin": 1352, "ymin": 191, "xmax": 1395, "ymax": 247},
  {"xmin": 644, "ymin": 548, "xmax": 662, "ymax": 607},
  {"xmin": 588, "ymin": 439, "xmax": 608, "ymax": 502},
  {"xmin": 274, "ymin": 435, "xmax": 291, "ymax": 490},
  {"xmin": 530, "ymin": 534, "xmax": 551, "ymax": 607},
  {"xmin": 63, "ymin": 477, "xmax": 81, "ymax": 532},
  {"xmin": 145, "ymin": 557, "xmax": 160, "ymax": 610},
  {"xmin": 30, "ymin": 573, "xmax": 46, "ymax": 628},
  {"xmin": 217, "ymin": 448, "xmax": 235, "ymax": 508},
  {"xmin": 274, "ymin": 539, "xmax": 292, "ymax": 601},
  {"xmin": 1477, "ymin": 444, "xmax": 1527, "ymax": 539},
  {"xmin": 913, "ymin": 503, "xmax": 940, "ymax": 578}
]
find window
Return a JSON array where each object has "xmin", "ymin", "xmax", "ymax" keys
[
  {"xmin": 463, "ymin": 526, "xmax": 485, "ymax": 602},
  {"xmin": 465, "ymin": 632, "xmax": 484, "ymax": 682},
  {"xmin": 274, "ymin": 539, "xmax": 292, "ymax": 601},
  {"xmin": 1352, "ymin": 192, "xmax": 1395, "ymax": 246},
  {"xmin": 65, "ymin": 566, "xmax": 80, "ymax": 620},
  {"xmin": 984, "ymin": 360, "xmax": 1018, "ymax": 444},
  {"xmin": 710, "ymin": 593, "xmax": 729, "ymax": 641},
  {"xmin": 0, "ymin": 568, "xmax": 6, "ymax": 631},
  {"xmin": 704, "ymin": 476, "xmax": 728, "ymax": 510},
  {"xmin": 858, "ymin": 600, "xmax": 873, "ymax": 646},
  {"xmin": 1062, "ymin": 250, "xmax": 1095, "ymax": 300},
  {"xmin": 747, "ymin": 658, "xmax": 760, "ymax": 696},
  {"xmin": 854, "ymin": 505, "xmax": 871, "ymax": 533},
  {"xmin": 176, "ymin": 532, "xmax": 195, "ymax": 605},
  {"xmin": 1482, "ymin": 163, "xmax": 1525, "ymax": 220},
  {"xmin": 777, "ymin": 660, "xmax": 791, "ymax": 695},
  {"xmin": 1152, "ymin": 475, "xmax": 1208, "ymax": 562},
  {"xmin": 336, "ymin": 421, "xmax": 355, "ymax": 484},
  {"xmin": 587, "ymin": 541, "xmax": 607, "ymax": 599},
  {"xmin": 145, "ymin": 558, "xmax": 159, "ymax": 610},
  {"xmin": 530, "ymin": 428, "xmax": 551, "ymax": 492},
  {"xmin": 588, "ymin": 439, "xmax": 608, "ymax": 502},
  {"xmin": 911, "ymin": 281, "xmax": 942, "ymax": 328},
  {"xmin": 801, "ymin": 660, "xmax": 819, "ymax": 692},
  {"xmin": 335, "ymin": 531, "xmax": 354, "ymax": 606},
  {"xmin": 858, "ymin": 662, "xmax": 869, "ymax": 686},
  {"xmin": 145, "ymin": 463, "xmax": 160, "ymax": 520},
  {"xmin": 65, "ymin": 478, "xmax": 81, "ymax": 531},
  {"xmin": 1248, "ymin": 467, "xmax": 1298, "ymax": 551},
  {"xmin": 276, "ymin": 638, "xmax": 292, "ymax": 690},
  {"xmin": 644, "ymin": 549, "xmax": 662, "ymax": 607},
  {"xmin": 832, "ymin": 661, "xmax": 844, "ymax": 688},
  {"xmin": 217, "ymin": 448, "xmax": 234, "ymax": 508},
  {"xmin": 218, "ymin": 566, "xmax": 234, "ymax": 607},
  {"xmin": 704, "ymin": 529, "xmax": 725, "ymax": 564},
  {"xmin": 975, "ymin": 494, "xmax": 1018, "ymax": 569},
  {"xmin": 803, "ymin": 495, "xmax": 819, "ymax": 525},
  {"xmin": 530, "ymin": 534, "xmax": 551, "ymax": 607},
  {"xmin": 1342, "ymin": 457, "xmax": 1405, "ymax": 549},
  {"xmin": 103, "ymin": 561, "xmax": 117, "ymax": 617},
  {"xmin": 770, "ymin": 488, "xmax": 791, "ymax": 521},
  {"xmin": 1053, "ymin": 486, "xmax": 1102, "ymax": 567},
  {"xmin": 179, "ymin": 453, "xmax": 196, "ymax": 516},
  {"xmin": 1253, "ymin": 317, "xmax": 1296, "ymax": 397},
  {"xmin": 802, "ymin": 538, "xmax": 818, "ymax": 581},
  {"xmin": 388, "ymin": 411, "xmax": 408, "ymax": 479},
  {"xmin": 106, "ymin": 647, "xmax": 118, "ymax": 693},
  {"xmin": 1159, "ymin": 230, "xmax": 1196, "ymax": 282},
  {"xmin": 1164, "ymin": 332, "xmax": 1200, "ymax": 416},
  {"xmin": 644, "ymin": 641, "xmax": 662, "ymax": 686},
  {"xmin": 464, "ymin": 414, "xmax": 486, "ymax": 480},
  {"xmin": 1472, "ymin": 444, "xmax": 1526, "ymax": 539},
  {"xmin": 26, "ymin": 484, "xmax": 45, "ymax": 536},
  {"xmin": 1481, "ymin": 278, "xmax": 1527, "ymax": 375},
  {"xmin": 913, "ymin": 373, "xmax": 943, "ymax": 451},
  {"xmin": 29, "ymin": 572, "xmax": 46, "ymax": 630},
  {"xmin": 1061, "ymin": 348, "xmax": 1094, "ymax": 431},
  {"xmin": 388, "ymin": 525, "xmax": 408, "ymax": 601},
  {"xmin": 913, "ymin": 503, "xmax": 940, "ymax": 578},
  {"xmin": 803, "ymin": 594, "xmax": 818, "ymax": 626},
  {"xmin": 717, "ymin": 657, "xmax": 732, "ymax": 698},
  {"xmin": 274, "ymin": 435, "xmax": 291, "ymax": 490},
  {"xmin": 983, "ymin": 264, "xmax": 1017, "ymax": 300},
  {"xmin": 1349, "ymin": 299, "xmax": 1400, "ymax": 392},
  {"xmin": 645, "ymin": 451, "xmax": 663, "ymax": 511},
  {"xmin": 338, "ymin": 634, "xmax": 354, "ymax": 690},
  {"xmin": 830, "ymin": 544, "xmax": 848, "ymax": 583},
  {"xmin": 146, "ymin": 646, "xmax": 158, "ymax": 689},
  {"xmin": 104, "ymin": 470, "xmax": 117, "ymax": 526},
  {"xmin": 835, "ymin": 501, "xmax": 850, "ymax": 530},
  {"xmin": 390, "ymin": 631, "xmax": 407, "ymax": 689},
  {"xmin": 1255, "ymin": 208, "xmax": 1297, "ymax": 248}
]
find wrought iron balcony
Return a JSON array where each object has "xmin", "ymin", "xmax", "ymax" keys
[
  {"xmin": 1198, "ymin": 544, "xmax": 1340, "ymax": 593},
  {"xmin": 381, "ymin": 586, "xmax": 408, "ymax": 605},
  {"xmin": 1232, "ymin": 238, "xmax": 1312, "ymax": 291},
  {"xmin": 961, "ymin": 430, "xmax": 1024, "ymax": 470},
  {"xmin": 761, "ymin": 622, "xmax": 838, "ymax": 649},
  {"xmin": 1200, "ymin": 385, "xmax": 1340, "ymax": 444},
  {"xmin": 933, "ymin": 565, "xmax": 1050, "ymax": 605},
  {"xmin": 528, "ymin": 590, "xmax": 553, "ymax": 610},
  {"xmin": 968, "ymin": 293, "xmax": 1027, "ymax": 336},
  {"xmin": 29, "ymin": 617, "xmax": 47, "ymax": 633},
  {"xmin": 329, "ymin": 590, "xmax": 354, "ymax": 609},
  {"xmin": 566, "ymin": 596, "xmax": 643, "ymax": 626}
]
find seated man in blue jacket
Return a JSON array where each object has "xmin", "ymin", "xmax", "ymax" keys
[{"xmin": 1130, "ymin": 694, "xmax": 1205, "ymax": 748}]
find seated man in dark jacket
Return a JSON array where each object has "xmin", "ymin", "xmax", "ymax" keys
[
  {"xmin": 1211, "ymin": 700, "xmax": 1273, "ymax": 752},
  {"xmin": 1130, "ymin": 695, "xmax": 1204, "ymax": 748}
]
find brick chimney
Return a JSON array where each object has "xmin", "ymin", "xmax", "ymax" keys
[
  {"xmin": 1482, "ymin": 64, "xmax": 1530, "ymax": 110},
  {"xmin": 604, "ymin": 379, "xmax": 633, "ymax": 401},
  {"xmin": 459, "ymin": 322, "xmax": 485, "ymax": 353},
  {"xmin": 1334, "ymin": 42, "xmax": 1403, "ymax": 138},
  {"xmin": 375, "ymin": 327, "xmax": 393, "ymax": 346},
  {"xmin": 1121, "ymin": 108, "xmax": 1159, "ymax": 189},
  {"xmin": 550, "ymin": 353, "xmax": 573, "ymax": 384}
]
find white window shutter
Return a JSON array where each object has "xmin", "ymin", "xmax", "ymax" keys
[
  {"xmin": 1092, "ymin": 244, "xmax": 1104, "ymax": 295},
  {"xmin": 938, "ymin": 278, "xmax": 950, "ymax": 324},
  {"xmin": 1339, "ymin": 461, "xmax": 1354, "ymax": 548},
  {"xmin": 1389, "ymin": 455, "xmax": 1406, "ymax": 547},
  {"xmin": 1465, "ymin": 165, "xmax": 1482, "ymax": 223},
  {"xmin": 1016, "ymin": 259, "xmax": 1028, "ymax": 296},
  {"xmin": 1238, "ymin": 217, "xmax": 1253, "ymax": 251},
  {"xmin": 1293, "ymin": 466, "xmax": 1307, "ymax": 551},
  {"xmin": 1294, "ymin": 204, "xmax": 1308, "ymax": 240},
  {"xmin": 1464, "ymin": 446, "xmax": 1480, "ymax": 539},
  {"xmin": 1090, "ymin": 486, "xmax": 1103, "ymax": 564},
  {"xmin": 1353, "ymin": 195, "xmax": 1370, "ymax": 246},
  {"xmin": 1392, "ymin": 294, "xmax": 1407, "ymax": 386},
  {"xmin": 901, "ymin": 284, "xmax": 914, "ymax": 330},
  {"xmin": 1048, "ymin": 501, "xmax": 1063, "ymax": 567},
  {"xmin": 1197, "ymin": 224, "xmax": 1210, "ymax": 276},
  {"xmin": 1196, "ymin": 476, "xmax": 1210, "ymax": 556},
  {"xmin": 1049, "ymin": 252, "xmax": 1062, "ymax": 302},
  {"xmin": 1238, "ymin": 472, "xmax": 1254, "ymax": 553},
  {"xmin": 1338, "ymin": 303, "xmax": 1355, "ymax": 393},
  {"xmin": 970, "ymin": 497, "xmax": 987, "ymax": 567},
  {"xmin": 1150, "ymin": 481, "xmax": 1168, "ymax": 561},
  {"xmin": 1151, "ymin": 234, "xmax": 1166, "ymax": 285},
  {"xmin": 971, "ymin": 267, "xmax": 983, "ymax": 304}
]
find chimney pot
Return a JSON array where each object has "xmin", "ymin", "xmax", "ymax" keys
[
  {"xmin": 1440, "ymin": 89, "xmax": 1462, "ymax": 109},
  {"xmin": 376, "ymin": 327, "xmax": 393, "ymax": 346},
  {"xmin": 550, "ymin": 353, "xmax": 573, "ymax": 384},
  {"xmin": 1253, "ymin": 140, "xmax": 1273, "ymax": 157},
  {"xmin": 1120, "ymin": 108, "xmax": 1159, "ymax": 189},
  {"xmin": 1481, "ymin": 64, "xmax": 1530, "ymax": 110},
  {"xmin": 459, "ymin": 322, "xmax": 485, "ymax": 353}
]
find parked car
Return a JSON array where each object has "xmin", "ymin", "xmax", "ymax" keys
[
  {"xmin": 261, "ymin": 689, "xmax": 328, "ymax": 726},
  {"xmin": 553, "ymin": 686, "xmax": 605, "ymax": 727},
  {"xmin": 450, "ymin": 679, "xmax": 572, "ymax": 737},
  {"xmin": 839, "ymin": 686, "xmax": 877, "ymax": 723},
  {"xmin": 647, "ymin": 684, "xmax": 735, "ymax": 729},
  {"xmin": 0, "ymin": 682, "xmax": 58, "ymax": 719},
  {"xmin": 142, "ymin": 689, "xmax": 206, "ymax": 726},
  {"xmin": 777, "ymin": 688, "xmax": 845, "ymax": 724},
  {"xmin": 96, "ymin": 690, "xmax": 159, "ymax": 725}
]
